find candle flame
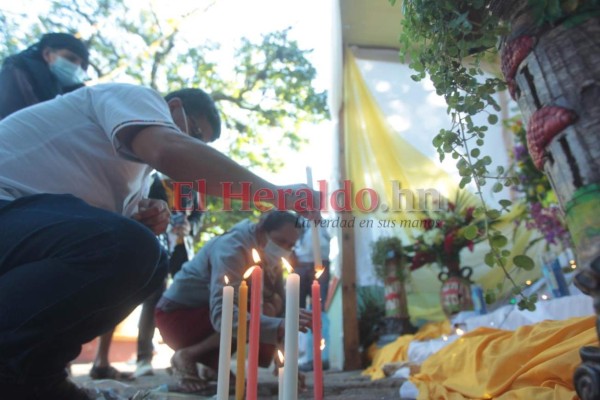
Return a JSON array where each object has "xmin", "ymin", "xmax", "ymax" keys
[
  {"xmin": 315, "ymin": 265, "xmax": 325, "ymax": 280},
  {"xmin": 282, "ymin": 258, "xmax": 293, "ymax": 274},
  {"xmin": 224, "ymin": 275, "xmax": 229, "ymax": 285},
  {"xmin": 455, "ymin": 328, "xmax": 465, "ymax": 336},
  {"xmin": 252, "ymin": 248, "xmax": 261, "ymax": 263},
  {"xmin": 320, "ymin": 339, "xmax": 326, "ymax": 351},
  {"xmin": 243, "ymin": 266, "xmax": 256, "ymax": 280},
  {"xmin": 277, "ymin": 349, "xmax": 284, "ymax": 364}
]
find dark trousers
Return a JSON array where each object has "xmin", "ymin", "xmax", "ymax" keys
[
  {"xmin": 0, "ymin": 194, "xmax": 168, "ymax": 383},
  {"xmin": 137, "ymin": 244, "xmax": 189, "ymax": 362}
]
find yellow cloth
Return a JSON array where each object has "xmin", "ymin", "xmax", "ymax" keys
[
  {"xmin": 363, "ymin": 320, "xmax": 452, "ymax": 380},
  {"xmin": 413, "ymin": 320, "xmax": 453, "ymax": 340},
  {"xmin": 343, "ymin": 51, "xmax": 471, "ymax": 222},
  {"xmin": 411, "ymin": 316, "xmax": 596, "ymax": 400}
]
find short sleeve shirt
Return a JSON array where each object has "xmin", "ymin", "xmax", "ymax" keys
[{"xmin": 0, "ymin": 83, "xmax": 182, "ymax": 215}]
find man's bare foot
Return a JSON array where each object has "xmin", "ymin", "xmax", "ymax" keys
[
  {"xmin": 169, "ymin": 351, "xmax": 208, "ymax": 393},
  {"xmin": 198, "ymin": 364, "xmax": 217, "ymax": 381}
]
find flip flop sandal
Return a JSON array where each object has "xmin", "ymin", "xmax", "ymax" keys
[
  {"xmin": 167, "ymin": 366, "xmax": 214, "ymax": 394},
  {"xmin": 89, "ymin": 365, "xmax": 134, "ymax": 381}
]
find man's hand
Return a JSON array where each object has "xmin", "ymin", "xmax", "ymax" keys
[
  {"xmin": 132, "ymin": 198, "xmax": 170, "ymax": 235},
  {"xmin": 170, "ymin": 217, "xmax": 191, "ymax": 237},
  {"xmin": 298, "ymin": 309, "xmax": 312, "ymax": 333},
  {"xmin": 276, "ymin": 309, "xmax": 313, "ymax": 342}
]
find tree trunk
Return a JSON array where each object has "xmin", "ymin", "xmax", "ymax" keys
[{"xmin": 494, "ymin": 4, "xmax": 600, "ymax": 397}]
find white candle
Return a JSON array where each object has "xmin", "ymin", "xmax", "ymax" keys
[
  {"xmin": 306, "ymin": 167, "xmax": 323, "ymax": 268},
  {"xmin": 282, "ymin": 258, "xmax": 300, "ymax": 400},
  {"xmin": 277, "ymin": 350, "xmax": 284, "ymax": 400},
  {"xmin": 216, "ymin": 276, "xmax": 234, "ymax": 400},
  {"xmin": 310, "ymin": 225, "xmax": 322, "ymax": 264},
  {"xmin": 278, "ymin": 366, "xmax": 284, "ymax": 400}
]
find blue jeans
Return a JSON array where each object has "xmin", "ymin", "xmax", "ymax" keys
[{"xmin": 0, "ymin": 194, "xmax": 168, "ymax": 384}]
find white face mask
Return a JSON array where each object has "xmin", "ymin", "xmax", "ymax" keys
[
  {"xmin": 263, "ymin": 237, "xmax": 292, "ymax": 267},
  {"xmin": 49, "ymin": 56, "xmax": 87, "ymax": 87}
]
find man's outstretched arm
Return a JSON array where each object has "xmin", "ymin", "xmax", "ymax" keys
[{"xmin": 128, "ymin": 125, "xmax": 320, "ymax": 218}]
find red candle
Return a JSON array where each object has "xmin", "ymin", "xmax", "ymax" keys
[
  {"xmin": 235, "ymin": 276, "xmax": 248, "ymax": 400},
  {"xmin": 246, "ymin": 250, "xmax": 262, "ymax": 400},
  {"xmin": 312, "ymin": 266, "xmax": 325, "ymax": 400}
]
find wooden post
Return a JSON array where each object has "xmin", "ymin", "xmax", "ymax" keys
[{"xmin": 338, "ymin": 60, "xmax": 362, "ymax": 370}]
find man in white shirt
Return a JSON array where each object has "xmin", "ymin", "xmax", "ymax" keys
[{"xmin": 0, "ymin": 83, "xmax": 318, "ymax": 399}]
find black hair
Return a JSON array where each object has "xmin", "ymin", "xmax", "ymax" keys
[
  {"xmin": 38, "ymin": 33, "xmax": 89, "ymax": 70},
  {"xmin": 258, "ymin": 210, "xmax": 300, "ymax": 233},
  {"xmin": 164, "ymin": 88, "xmax": 221, "ymax": 141}
]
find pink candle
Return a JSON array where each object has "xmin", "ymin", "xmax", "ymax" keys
[
  {"xmin": 312, "ymin": 266, "xmax": 325, "ymax": 400},
  {"xmin": 245, "ymin": 250, "xmax": 262, "ymax": 400}
]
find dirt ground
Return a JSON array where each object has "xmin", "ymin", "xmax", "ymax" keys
[{"xmin": 71, "ymin": 361, "xmax": 405, "ymax": 399}]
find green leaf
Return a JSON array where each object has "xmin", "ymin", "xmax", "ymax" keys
[
  {"xmin": 529, "ymin": 293, "xmax": 538, "ymax": 303},
  {"xmin": 487, "ymin": 209, "xmax": 501, "ymax": 219},
  {"xmin": 473, "ymin": 207, "xmax": 486, "ymax": 218},
  {"xmin": 491, "ymin": 235, "xmax": 508, "ymax": 248},
  {"xmin": 487, "ymin": 114, "xmax": 499, "ymax": 124},
  {"xmin": 513, "ymin": 255, "xmax": 535, "ymax": 270},
  {"xmin": 492, "ymin": 182, "xmax": 503, "ymax": 193},
  {"xmin": 463, "ymin": 224, "xmax": 478, "ymax": 240},
  {"xmin": 484, "ymin": 252, "xmax": 495, "ymax": 267},
  {"xmin": 470, "ymin": 148, "xmax": 481, "ymax": 158},
  {"xmin": 499, "ymin": 199, "xmax": 512, "ymax": 208},
  {"xmin": 459, "ymin": 177, "xmax": 470, "ymax": 188},
  {"xmin": 484, "ymin": 291, "xmax": 496, "ymax": 305}
]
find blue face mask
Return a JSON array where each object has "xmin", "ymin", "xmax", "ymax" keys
[{"xmin": 49, "ymin": 56, "xmax": 87, "ymax": 87}]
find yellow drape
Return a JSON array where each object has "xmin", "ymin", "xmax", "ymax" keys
[
  {"xmin": 343, "ymin": 50, "xmax": 468, "ymax": 222},
  {"xmin": 363, "ymin": 320, "xmax": 453, "ymax": 380},
  {"xmin": 412, "ymin": 316, "xmax": 596, "ymax": 400}
]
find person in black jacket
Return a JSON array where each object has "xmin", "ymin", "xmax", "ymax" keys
[{"xmin": 0, "ymin": 32, "xmax": 89, "ymax": 119}]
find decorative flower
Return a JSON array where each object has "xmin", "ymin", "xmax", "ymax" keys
[
  {"xmin": 422, "ymin": 229, "xmax": 444, "ymax": 246},
  {"xmin": 405, "ymin": 192, "xmax": 485, "ymax": 273}
]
